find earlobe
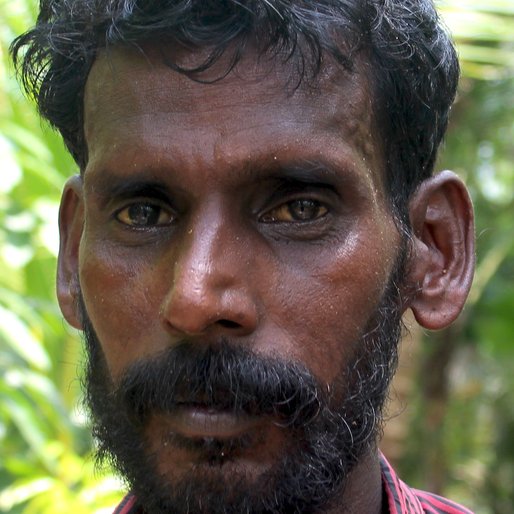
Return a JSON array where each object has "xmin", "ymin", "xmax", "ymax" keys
[
  {"xmin": 56, "ymin": 175, "xmax": 84, "ymax": 330},
  {"xmin": 406, "ymin": 170, "xmax": 475, "ymax": 330}
]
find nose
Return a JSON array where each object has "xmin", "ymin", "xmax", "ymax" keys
[{"xmin": 160, "ymin": 207, "xmax": 259, "ymax": 337}]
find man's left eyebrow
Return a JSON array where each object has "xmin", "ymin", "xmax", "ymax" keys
[{"xmin": 251, "ymin": 160, "xmax": 344, "ymax": 185}]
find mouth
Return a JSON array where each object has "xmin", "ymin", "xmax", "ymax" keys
[
  {"xmin": 162, "ymin": 403, "xmax": 262, "ymax": 440},
  {"xmin": 148, "ymin": 404, "xmax": 268, "ymax": 465},
  {"xmin": 146, "ymin": 403, "xmax": 291, "ymax": 471}
]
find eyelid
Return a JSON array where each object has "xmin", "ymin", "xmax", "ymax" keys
[
  {"xmin": 258, "ymin": 184, "xmax": 335, "ymax": 212},
  {"xmin": 95, "ymin": 178, "xmax": 181, "ymax": 215}
]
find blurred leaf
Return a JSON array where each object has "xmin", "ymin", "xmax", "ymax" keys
[{"xmin": 0, "ymin": 305, "xmax": 50, "ymax": 370}]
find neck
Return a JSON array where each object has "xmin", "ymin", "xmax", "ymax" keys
[{"xmin": 325, "ymin": 449, "xmax": 384, "ymax": 514}]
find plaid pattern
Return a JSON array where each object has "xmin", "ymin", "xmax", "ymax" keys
[
  {"xmin": 380, "ymin": 454, "xmax": 474, "ymax": 514},
  {"xmin": 113, "ymin": 453, "xmax": 474, "ymax": 513}
]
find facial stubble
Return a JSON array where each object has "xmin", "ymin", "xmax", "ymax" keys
[{"xmin": 79, "ymin": 249, "xmax": 406, "ymax": 514}]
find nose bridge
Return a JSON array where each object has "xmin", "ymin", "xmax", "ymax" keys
[
  {"xmin": 177, "ymin": 201, "xmax": 234, "ymax": 290},
  {"xmin": 162, "ymin": 199, "xmax": 256, "ymax": 336}
]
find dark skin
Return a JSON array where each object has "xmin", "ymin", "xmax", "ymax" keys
[{"xmin": 56, "ymin": 44, "xmax": 475, "ymax": 514}]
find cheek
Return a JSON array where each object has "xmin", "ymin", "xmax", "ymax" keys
[
  {"xmin": 265, "ymin": 229, "xmax": 399, "ymax": 384},
  {"xmin": 79, "ymin": 241, "xmax": 166, "ymax": 379}
]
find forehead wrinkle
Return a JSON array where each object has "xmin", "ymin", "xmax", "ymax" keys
[
  {"xmin": 84, "ymin": 45, "xmax": 384, "ymax": 196},
  {"xmin": 86, "ymin": 44, "xmax": 365, "ymax": 123}
]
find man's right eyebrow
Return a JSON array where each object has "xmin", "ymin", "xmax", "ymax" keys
[{"xmin": 87, "ymin": 173, "xmax": 172, "ymax": 202}]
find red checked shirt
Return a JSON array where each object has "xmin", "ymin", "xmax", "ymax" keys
[{"xmin": 113, "ymin": 453, "xmax": 474, "ymax": 514}]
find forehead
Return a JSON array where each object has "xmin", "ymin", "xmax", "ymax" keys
[{"xmin": 83, "ymin": 44, "xmax": 384, "ymax": 191}]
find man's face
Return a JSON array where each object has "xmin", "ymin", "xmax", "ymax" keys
[{"xmin": 67, "ymin": 45, "xmax": 406, "ymax": 512}]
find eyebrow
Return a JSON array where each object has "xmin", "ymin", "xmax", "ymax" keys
[
  {"xmin": 87, "ymin": 173, "xmax": 173, "ymax": 203},
  {"xmin": 86, "ymin": 157, "xmax": 357, "ymax": 205},
  {"xmin": 270, "ymin": 161, "xmax": 342, "ymax": 183},
  {"xmin": 235, "ymin": 158, "xmax": 352, "ymax": 187}
]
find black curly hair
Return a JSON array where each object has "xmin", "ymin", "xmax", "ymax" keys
[{"xmin": 10, "ymin": 0, "xmax": 459, "ymax": 224}]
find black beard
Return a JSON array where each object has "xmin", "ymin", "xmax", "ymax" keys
[{"xmin": 80, "ymin": 252, "xmax": 406, "ymax": 514}]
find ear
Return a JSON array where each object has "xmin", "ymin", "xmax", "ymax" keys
[
  {"xmin": 406, "ymin": 170, "xmax": 475, "ymax": 330},
  {"xmin": 57, "ymin": 175, "xmax": 84, "ymax": 330}
]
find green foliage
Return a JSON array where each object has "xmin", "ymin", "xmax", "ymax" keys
[
  {"xmin": 438, "ymin": 0, "xmax": 514, "ymax": 79},
  {"xmin": 1, "ymin": 0, "xmax": 513, "ymax": 513},
  {"xmin": 0, "ymin": 2, "xmax": 123, "ymax": 512},
  {"xmin": 399, "ymin": 6, "xmax": 514, "ymax": 512}
]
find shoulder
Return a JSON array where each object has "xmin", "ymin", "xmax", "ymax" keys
[
  {"xmin": 113, "ymin": 494, "xmax": 141, "ymax": 514},
  {"xmin": 380, "ymin": 453, "xmax": 475, "ymax": 514},
  {"xmin": 411, "ymin": 489, "xmax": 475, "ymax": 514}
]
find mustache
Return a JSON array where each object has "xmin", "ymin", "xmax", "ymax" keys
[{"xmin": 111, "ymin": 340, "xmax": 326, "ymax": 429}]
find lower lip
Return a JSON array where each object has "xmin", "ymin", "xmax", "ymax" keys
[{"xmin": 163, "ymin": 406, "xmax": 260, "ymax": 439}]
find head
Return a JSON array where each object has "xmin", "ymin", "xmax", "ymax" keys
[{"xmin": 12, "ymin": 1, "xmax": 475, "ymax": 513}]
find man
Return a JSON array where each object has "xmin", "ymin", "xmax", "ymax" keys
[{"xmin": 11, "ymin": 0, "xmax": 475, "ymax": 513}]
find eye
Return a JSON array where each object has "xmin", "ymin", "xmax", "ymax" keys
[
  {"xmin": 260, "ymin": 199, "xmax": 328, "ymax": 223},
  {"xmin": 115, "ymin": 203, "xmax": 174, "ymax": 227}
]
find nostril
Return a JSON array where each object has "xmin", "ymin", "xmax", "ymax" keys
[{"xmin": 218, "ymin": 319, "xmax": 241, "ymax": 329}]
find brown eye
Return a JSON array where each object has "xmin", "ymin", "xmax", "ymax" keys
[
  {"xmin": 116, "ymin": 203, "xmax": 173, "ymax": 227},
  {"xmin": 261, "ymin": 199, "xmax": 328, "ymax": 223}
]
